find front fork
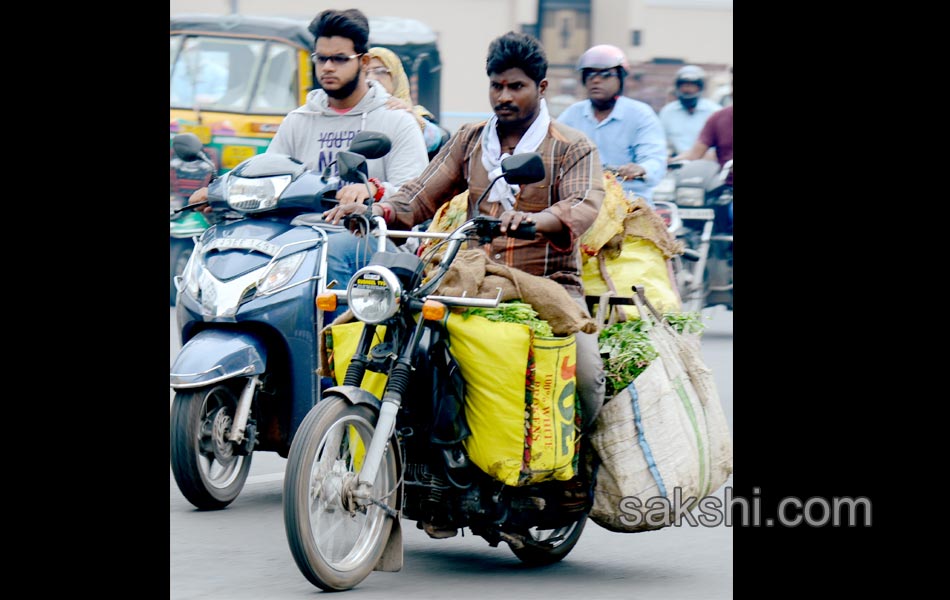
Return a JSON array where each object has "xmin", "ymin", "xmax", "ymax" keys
[
  {"xmin": 349, "ymin": 315, "xmax": 428, "ymax": 503},
  {"xmin": 228, "ymin": 375, "xmax": 260, "ymax": 446}
]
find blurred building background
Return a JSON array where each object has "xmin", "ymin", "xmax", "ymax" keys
[{"xmin": 170, "ymin": 0, "xmax": 733, "ymax": 132}]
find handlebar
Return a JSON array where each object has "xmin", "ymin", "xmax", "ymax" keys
[{"xmin": 346, "ymin": 214, "xmax": 536, "ymax": 299}]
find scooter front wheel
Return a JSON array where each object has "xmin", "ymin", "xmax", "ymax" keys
[
  {"xmin": 170, "ymin": 384, "xmax": 252, "ymax": 510},
  {"xmin": 283, "ymin": 396, "xmax": 398, "ymax": 592}
]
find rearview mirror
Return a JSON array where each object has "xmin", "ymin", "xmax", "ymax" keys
[
  {"xmin": 500, "ymin": 152, "xmax": 545, "ymax": 185},
  {"xmin": 349, "ymin": 131, "xmax": 392, "ymax": 160},
  {"xmin": 172, "ymin": 133, "xmax": 204, "ymax": 161},
  {"xmin": 337, "ymin": 151, "xmax": 368, "ymax": 183}
]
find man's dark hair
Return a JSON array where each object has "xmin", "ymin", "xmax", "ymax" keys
[
  {"xmin": 309, "ymin": 9, "xmax": 370, "ymax": 54},
  {"xmin": 486, "ymin": 31, "xmax": 547, "ymax": 84}
]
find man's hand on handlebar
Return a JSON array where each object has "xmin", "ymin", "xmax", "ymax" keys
[
  {"xmin": 323, "ymin": 198, "xmax": 373, "ymax": 226},
  {"xmin": 335, "ymin": 182, "xmax": 374, "ymax": 207},
  {"xmin": 188, "ymin": 187, "xmax": 213, "ymax": 215},
  {"xmin": 499, "ymin": 210, "xmax": 534, "ymax": 234},
  {"xmin": 615, "ymin": 163, "xmax": 646, "ymax": 181}
]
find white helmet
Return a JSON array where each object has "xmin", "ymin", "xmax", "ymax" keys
[{"xmin": 675, "ymin": 65, "xmax": 706, "ymax": 90}]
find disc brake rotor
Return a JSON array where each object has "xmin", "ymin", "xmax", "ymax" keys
[{"xmin": 199, "ymin": 406, "xmax": 235, "ymax": 465}]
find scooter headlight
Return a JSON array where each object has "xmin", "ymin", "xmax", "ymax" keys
[
  {"xmin": 258, "ymin": 252, "xmax": 307, "ymax": 294},
  {"xmin": 676, "ymin": 187, "xmax": 706, "ymax": 207},
  {"xmin": 347, "ymin": 266, "xmax": 402, "ymax": 324},
  {"xmin": 226, "ymin": 175, "xmax": 292, "ymax": 212}
]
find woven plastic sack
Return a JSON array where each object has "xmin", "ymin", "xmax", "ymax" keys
[
  {"xmin": 446, "ymin": 312, "xmax": 577, "ymax": 486},
  {"xmin": 588, "ymin": 290, "xmax": 732, "ymax": 532}
]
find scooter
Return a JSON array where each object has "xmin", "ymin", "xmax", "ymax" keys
[
  {"xmin": 667, "ymin": 159, "xmax": 733, "ymax": 312},
  {"xmin": 169, "ymin": 133, "xmax": 214, "ymax": 305},
  {"xmin": 169, "ymin": 131, "xmax": 392, "ymax": 510}
]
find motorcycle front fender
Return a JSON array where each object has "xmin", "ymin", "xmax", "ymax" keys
[
  {"xmin": 170, "ymin": 330, "xmax": 267, "ymax": 389},
  {"xmin": 322, "ymin": 385, "xmax": 382, "ymax": 411}
]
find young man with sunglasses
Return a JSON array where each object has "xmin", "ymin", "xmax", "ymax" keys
[
  {"xmin": 556, "ymin": 44, "xmax": 667, "ymax": 205},
  {"xmin": 269, "ymin": 8, "xmax": 428, "ymax": 206},
  {"xmin": 188, "ymin": 8, "xmax": 428, "ymax": 321}
]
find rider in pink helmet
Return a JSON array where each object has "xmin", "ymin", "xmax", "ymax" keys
[{"xmin": 576, "ymin": 44, "xmax": 630, "ymax": 95}]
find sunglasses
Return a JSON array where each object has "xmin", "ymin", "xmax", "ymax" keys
[
  {"xmin": 311, "ymin": 52, "xmax": 363, "ymax": 65},
  {"xmin": 584, "ymin": 69, "xmax": 619, "ymax": 80},
  {"xmin": 366, "ymin": 67, "xmax": 391, "ymax": 77}
]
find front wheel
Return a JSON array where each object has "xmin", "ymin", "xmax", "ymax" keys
[
  {"xmin": 283, "ymin": 396, "xmax": 398, "ymax": 592},
  {"xmin": 510, "ymin": 514, "xmax": 588, "ymax": 565},
  {"xmin": 170, "ymin": 384, "xmax": 252, "ymax": 510}
]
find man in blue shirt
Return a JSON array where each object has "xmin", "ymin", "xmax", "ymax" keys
[
  {"xmin": 557, "ymin": 44, "xmax": 667, "ymax": 205},
  {"xmin": 659, "ymin": 65, "xmax": 722, "ymax": 156}
]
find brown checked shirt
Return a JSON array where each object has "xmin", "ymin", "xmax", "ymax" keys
[{"xmin": 379, "ymin": 120, "xmax": 605, "ymax": 292}]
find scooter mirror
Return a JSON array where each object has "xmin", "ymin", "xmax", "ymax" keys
[
  {"xmin": 500, "ymin": 152, "xmax": 545, "ymax": 185},
  {"xmin": 172, "ymin": 133, "xmax": 204, "ymax": 161},
  {"xmin": 349, "ymin": 131, "xmax": 392, "ymax": 160},
  {"xmin": 337, "ymin": 151, "xmax": 369, "ymax": 183}
]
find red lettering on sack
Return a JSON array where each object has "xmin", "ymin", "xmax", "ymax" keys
[{"xmin": 561, "ymin": 356, "xmax": 576, "ymax": 380}]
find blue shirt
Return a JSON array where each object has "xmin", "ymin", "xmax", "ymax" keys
[
  {"xmin": 557, "ymin": 96, "xmax": 667, "ymax": 203},
  {"xmin": 658, "ymin": 98, "xmax": 721, "ymax": 155}
]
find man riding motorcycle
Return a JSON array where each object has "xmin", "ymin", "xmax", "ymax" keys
[{"xmin": 325, "ymin": 31, "xmax": 608, "ymax": 509}]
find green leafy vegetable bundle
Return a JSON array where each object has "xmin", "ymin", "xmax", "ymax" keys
[
  {"xmin": 598, "ymin": 312, "xmax": 705, "ymax": 397},
  {"xmin": 461, "ymin": 302, "xmax": 554, "ymax": 338}
]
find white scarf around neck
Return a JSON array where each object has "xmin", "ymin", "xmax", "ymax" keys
[{"xmin": 480, "ymin": 98, "xmax": 550, "ymax": 210}]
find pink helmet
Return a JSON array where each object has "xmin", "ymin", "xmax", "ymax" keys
[{"xmin": 576, "ymin": 44, "xmax": 630, "ymax": 72}]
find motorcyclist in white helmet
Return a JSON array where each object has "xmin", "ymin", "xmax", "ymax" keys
[{"xmin": 658, "ymin": 65, "xmax": 722, "ymax": 156}]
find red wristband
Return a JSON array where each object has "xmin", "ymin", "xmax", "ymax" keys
[{"xmin": 367, "ymin": 177, "xmax": 385, "ymax": 202}]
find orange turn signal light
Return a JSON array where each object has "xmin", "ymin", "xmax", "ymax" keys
[
  {"xmin": 316, "ymin": 293, "xmax": 338, "ymax": 312},
  {"xmin": 421, "ymin": 300, "xmax": 447, "ymax": 321}
]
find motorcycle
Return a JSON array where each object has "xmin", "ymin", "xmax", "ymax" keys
[
  {"xmin": 169, "ymin": 130, "xmax": 392, "ymax": 510},
  {"xmin": 169, "ymin": 133, "xmax": 214, "ymax": 305},
  {"xmin": 282, "ymin": 152, "xmax": 592, "ymax": 591},
  {"xmin": 667, "ymin": 159, "xmax": 733, "ymax": 312}
]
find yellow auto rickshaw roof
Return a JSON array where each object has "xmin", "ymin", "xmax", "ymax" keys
[{"xmin": 170, "ymin": 14, "xmax": 314, "ymax": 50}]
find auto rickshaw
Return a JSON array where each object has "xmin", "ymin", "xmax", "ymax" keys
[{"xmin": 169, "ymin": 13, "xmax": 442, "ymax": 304}]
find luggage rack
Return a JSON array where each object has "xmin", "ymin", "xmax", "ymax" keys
[{"xmin": 585, "ymin": 286, "xmax": 662, "ymax": 328}]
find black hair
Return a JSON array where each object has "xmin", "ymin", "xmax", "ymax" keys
[
  {"xmin": 308, "ymin": 9, "xmax": 370, "ymax": 54},
  {"xmin": 486, "ymin": 31, "xmax": 547, "ymax": 84}
]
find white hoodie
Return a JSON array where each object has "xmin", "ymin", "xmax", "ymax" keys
[{"xmin": 267, "ymin": 81, "xmax": 429, "ymax": 201}]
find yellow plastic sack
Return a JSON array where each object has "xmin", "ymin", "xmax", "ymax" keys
[
  {"xmin": 582, "ymin": 238, "xmax": 681, "ymax": 314},
  {"xmin": 325, "ymin": 322, "xmax": 388, "ymax": 399},
  {"xmin": 446, "ymin": 313, "xmax": 576, "ymax": 486}
]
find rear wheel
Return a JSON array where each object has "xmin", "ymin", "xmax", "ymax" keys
[
  {"xmin": 283, "ymin": 397, "xmax": 398, "ymax": 592},
  {"xmin": 170, "ymin": 384, "xmax": 252, "ymax": 510},
  {"xmin": 510, "ymin": 514, "xmax": 588, "ymax": 566}
]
